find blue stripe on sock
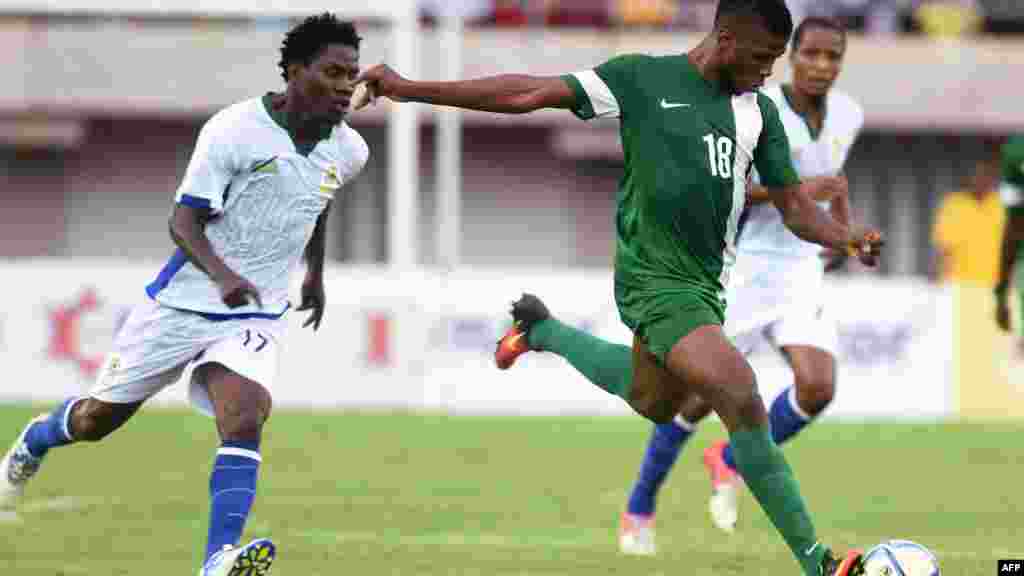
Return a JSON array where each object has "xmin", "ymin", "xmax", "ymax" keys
[
  {"xmin": 23, "ymin": 397, "xmax": 80, "ymax": 458},
  {"xmin": 627, "ymin": 421, "xmax": 692, "ymax": 516},
  {"xmin": 722, "ymin": 387, "xmax": 811, "ymax": 472},
  {"xmin": 768, "ymin": 387, "xmax": 811, "ymax": 446},
  {"xmin": 206, "ymin": 442, "xmax": 261, "ymax": 561}
]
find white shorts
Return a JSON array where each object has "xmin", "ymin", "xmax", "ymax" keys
[
  {"xmin": 725, "ymin": 255, "xmax": 837, "ymax": 358},
  {"xmin": 89, "ymin": 298, "xmax": 286, "ymax": 417}
]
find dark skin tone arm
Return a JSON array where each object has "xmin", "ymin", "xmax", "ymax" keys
[
  {"xmin": 996, "ymin": 211, "xmax": 1024, "ymax": 331},
  {"xmin": 355, "ymin": 68, "xmax": 578, "ymax": 114},
  {"xmin": 168, "ymin": 204, "xmax": 262, "ymax": 309},
  {"xmin": 357, "ymin": 65, "xmax": 881, "ymax": 263},
  {"xmin": 298, "ymin": 206, "xmax": 329, "ymax": 330}
]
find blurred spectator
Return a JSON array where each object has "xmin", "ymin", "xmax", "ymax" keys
[
  {"xmin": 931, "ymin": 156, "xmax": 1005, "ymax": 286},
  {"xmin": 419, "ymin": 0, "xmax": 493, "ymax": 24},
  {"xmin": 615, "ymin": 0, "xmax": 680, "ymax": 27},
  {"xmin": 912, "ymin": 0, "xmax": 983, "ymax": 37},
  {"xmin": 544, "ymin": 0, "xmax": 612, "ymax": 27},
  {"xmin": 789, "ymin": 0, "xmax": 912, "ymax": 35},
  {"xmin": 488, "ymin": 0, "xmax": 529, "ymax": 26}
]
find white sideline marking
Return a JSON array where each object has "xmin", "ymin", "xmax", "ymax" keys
[{"xmin": 23, "ymin": 496, "xmax": 87, "ymax": 512}]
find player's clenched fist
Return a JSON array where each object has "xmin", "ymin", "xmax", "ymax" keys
[
  {"xmin": 218, "ymin": 272, "xmax": 263, "ymax": 309},
  {"xmin": 353, "ymin": 64, "xmax": 409, "ymax": 110},
  {"xmin": 847, "ymin": 228, "xmax": 884, "ymax": 267}
]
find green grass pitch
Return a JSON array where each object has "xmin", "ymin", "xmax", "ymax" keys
[{"xmin": 0, "ymin": 404, "xmax": 1019, "ymax": 575}]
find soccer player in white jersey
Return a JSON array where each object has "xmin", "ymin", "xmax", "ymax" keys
[
  {"xmin": 617, "ymin": 16, "xmax": 863, "ymax": 553},
  {"xmin": 0, "ymin": 14, "xmax": 369, "ymax": 576}
]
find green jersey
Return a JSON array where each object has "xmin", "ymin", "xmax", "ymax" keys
[
  {"xmin": 563, "ymin": 54, "xmax": 798, "ymax": 332},
  {"xmin": 1001, "ymin": 135, "xmax": 1024, "ymax": 217}
]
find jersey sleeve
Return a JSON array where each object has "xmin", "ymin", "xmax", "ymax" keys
[
  {"xmin": 1001, "ymin": 137, "xmax": 1024, "ymax": 215},
  {"xmin": 753, "ymin": 95, "xmax": 799, "ymax": 188},
  {"xmin": 174, "ymin": 113, "xmax": 239, "ymax": 214},
  {"xmin": 561, "ymin": 54, "xmax": 644, "ymax": 121}
]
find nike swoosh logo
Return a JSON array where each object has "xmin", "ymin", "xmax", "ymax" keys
[
  {"xmin": 660, "ymin": 99, "xmax": 691, "ymax": 109},
  {"xmin": 804, "ymin": 542, "xmax": 821, "ymax": 556}
]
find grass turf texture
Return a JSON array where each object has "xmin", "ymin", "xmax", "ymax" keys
[{"xmin": 0, "ymin": 404, "xmax": 1018, "ymax": 575}]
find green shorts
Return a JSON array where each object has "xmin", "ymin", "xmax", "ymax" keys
[{"xmin": 616, "ymin": 286, "xmax": 725, "ymax": 365}]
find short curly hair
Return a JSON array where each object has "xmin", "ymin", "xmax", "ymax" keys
[{"xmin": 278, "ymin": 13, "xmax": 362, "ymax": 82}]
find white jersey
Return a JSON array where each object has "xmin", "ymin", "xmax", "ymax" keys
[
  {"xmin": 724, "ymin": 85, "xmax": 862, "ymax": 338},
  {"xmin": 145, "ymin": 96, "xmax": 369, "ymax": 318},
  {"xmin": 739, "ymin": 85, "xmax": 863, "ymax": 262}
]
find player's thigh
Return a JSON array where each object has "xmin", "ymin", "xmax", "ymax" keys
[
  {"xmin": 631, "ymin": 334, "xmax": 693, "ymax": 423},
  {"xmin": 664, "ymin": 324, "xmax": 762, "ymax": 431},
  {"xmin": 189, "ymin": 320, "xmax": 283, "ymax": 426},
  {"xmin": 89, "ymin": 300, "xmax": 201, "ymax": 407}
]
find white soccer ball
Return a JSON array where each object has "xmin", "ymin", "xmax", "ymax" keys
[{"xmin": 862, "ymin": 540, "xmax": 940, "ymax": 576}]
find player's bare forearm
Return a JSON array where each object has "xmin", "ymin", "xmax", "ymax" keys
[
  {"xmin": 168, "ymin": 205, "xmax": 237, "ymax": 285},
  {"xmin": 748, "ymin": 176, "xmax": 841, "ymax": 206},
  {"xmin": 304, "ymin": 208, "xmax": 329, "ymax": 281},
  {"xmin": 393, "ymin": 74, "xmax": 575, "ymax": 114},
  {"xmin": 772, "ymin": 184, "xmax": 850, "ymax": 250},
  {"xmin": 829, "ymin": 186, "xmax": 851, "ymax": 227},
  {"xmin": 746, "ymin": 185, "xmax": 772, "ymax": 205}
]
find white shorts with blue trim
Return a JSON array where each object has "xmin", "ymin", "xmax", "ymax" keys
[
  {"xmin": 725, "ymin": 254, "xmax": 837, "ymax": 358},
  {"xmin": 89, "ymin": 298, "xmax": 286, "ymax": 417}
]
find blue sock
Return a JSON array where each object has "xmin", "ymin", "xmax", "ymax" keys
[
  {"xmin": 205, "ymin": 440, "xmax": 261, "ymax": 561},
  {"xmin": 626, "ymin": 418, "xmax": 694, "ymax": 516},
  {"xmin": 722, "ymin": 387, "xmax": 812, "ymax": 470},
  {"xmin": 23, "ymin": 397, "xmax": 82, "ymax": 458}
]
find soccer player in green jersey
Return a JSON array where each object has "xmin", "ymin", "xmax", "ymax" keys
[
  {"xmin": 995, "ymin": 136, "xmax": 1024, "ymax": 338},
  {"xmin": 358, "ymin": 1, "xmax": 881, "ymax": 574},
  {"xmin": 997, "ymin": 135, "xmax": 1024, "ymax": 337}
]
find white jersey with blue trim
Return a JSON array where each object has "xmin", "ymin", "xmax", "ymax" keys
[
  {"xmin": 146, "ymin": 96, "xmax": 369, "ymax": 318},
  {"xmin": 738, "ymin": 85, "xmax": 863, "ymax": 262}
]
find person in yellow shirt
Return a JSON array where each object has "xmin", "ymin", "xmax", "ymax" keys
[{"xmin": 932, "ymin": 156, "xmax": 1005, "ymax": 287}]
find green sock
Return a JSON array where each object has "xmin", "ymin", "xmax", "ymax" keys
[
  {"xmin": 528, "ymin": 317, "xmax": 633, "ymax": 401},
  {"xmin": 730, "ymin": 425, "xmax": 827, "ymax": 576}
]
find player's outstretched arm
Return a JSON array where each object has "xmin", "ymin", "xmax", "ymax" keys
[
  {"xmin": 169, "ymin": 205, "xmax": 262, "ymax": 309},
  {"xmin": 354, "ymin": 64, "xmax": 577, "ymax": 114},
  {"xmin": 769, "ymin": 179, "xmax": 883, "ymax": 267}
]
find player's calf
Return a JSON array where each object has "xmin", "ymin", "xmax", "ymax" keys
[{"xmin": 68, "ymin": 398, "xmax": 142, "ymax": 442}]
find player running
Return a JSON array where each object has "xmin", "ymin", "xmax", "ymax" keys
[
  {"xmin": 996, "ymin": 135, "xmax": 1024, "ymax": 341},
  {"xmin": 356, "ymin": 1, "xmax": 881, "ymax": 574},
  {"xmin": 610, "ymin": 15, "xmax": 861, "ymax": 552},
  {"xmin": 0, "ymin": 14, "xmax": 369, "ymax": 576}
]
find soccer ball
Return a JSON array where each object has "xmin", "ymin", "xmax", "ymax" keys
[{"xmin": 862, "ymin": 540, "xmax": 939, "ymax": 576}]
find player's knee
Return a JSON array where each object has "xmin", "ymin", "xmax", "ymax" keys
[
  {"xmin": 217, "ymin": 401, "xmax": 271, "ymax": 443},
  {"xmin": 710, "ymin": 364, "xmax": 763, "ymax": 429},
  {"xmin": 678, "ymin": 394, "xmax": 713, "ymax": 424},
  {"xmin": 794, "ymin": 371, "xmax": 835, "ymax": 416}
]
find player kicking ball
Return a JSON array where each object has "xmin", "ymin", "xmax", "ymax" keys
[
  {"xmin": 0, "ymin": 14, "xmax": 369, "ymax": 576},
  {"xmin": 615, "ymin": 17, "xmax": 865, "ymax": 553},
  {"xmin": 357, "ymin": 0, "xmax": 880, "ymax": 574},
  {"xmin": 497, "ymin": 15, "xmax": 865, "ymax": 560}
]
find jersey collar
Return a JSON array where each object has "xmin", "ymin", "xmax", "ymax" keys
[{"xmin": 261, "ymin": 93, "xmax": 334, "ymax": 156}]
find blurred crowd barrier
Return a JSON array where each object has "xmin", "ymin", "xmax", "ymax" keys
[{"xmin": 2, "ymin": 261, "xmax": 1016, "ymax": 421}]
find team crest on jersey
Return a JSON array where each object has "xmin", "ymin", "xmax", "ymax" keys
[
  {"xmin": 251, "ymin": 157, "xmax": 278, "ymax": 174},
  {"xmin": 320, "ymin": 165, "xmax": 341, "ymax": 196}
]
